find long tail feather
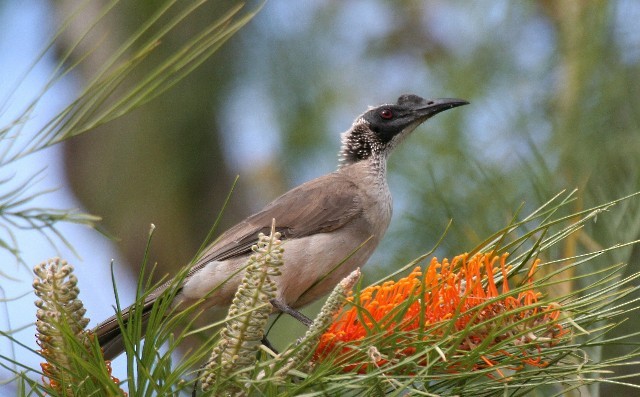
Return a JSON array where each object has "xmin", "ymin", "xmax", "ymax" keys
[{"xmin": 94, "ymin": 297, "xmax": 156, "ymax": 360}]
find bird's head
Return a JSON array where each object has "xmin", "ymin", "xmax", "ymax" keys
[{"xmin": 339, "ymin": 94, "xmax": 468, "ymax": 165}]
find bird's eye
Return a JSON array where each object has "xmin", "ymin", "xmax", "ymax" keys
[{"xmin": 380, "ymin": 109, "xmax": 393, "ymax": 119}]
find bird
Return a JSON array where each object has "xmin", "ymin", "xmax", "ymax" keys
[{"xmin": 94, "ymin": 94, "xmax": 468, "ymax": 359}]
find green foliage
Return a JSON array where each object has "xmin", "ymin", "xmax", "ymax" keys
[
  {"xmin": 256, "ymin": 192, "xmax": 640, "ymax": 396},
  {"xmin": 0, "ymin": 0, "xmax": 260, "ymax": 266},
  {"xmin": 1, "ymin": 1, "xmax": 260, "ymax": 165},
  {"xmin": 202, "ymin": 224, "xmax": 283, "ymax": 394},
  {"xmin": 113, "ymin": 226, "xmax": 218, "ymax": 396},
  {"xmin": 0, "ymin": 0, "xmax": 261, "ymax": 394},
  {"xmin": 3, "ymin": 188, "xmax": 640, "ymax": 396},
  {"xmin": 0, "ymin": 172, "xmax": 100, "ymax": 269},
  {"xmin": 19, "ymin": 191, "xmax": 635, "ymax": 396}
]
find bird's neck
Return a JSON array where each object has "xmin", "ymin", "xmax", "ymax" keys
[
  {"xmin": 338, "ymin": 122, "xmax": 389, "ymax": 177},
  {"xmin": 337, "ymin": 157, "xmax": 391, "ymax": 213},
  {"xmin": 338, "ymin": 150, "xmax": 388, "ymax": 188}
]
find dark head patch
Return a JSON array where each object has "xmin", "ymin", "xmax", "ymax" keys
[
  {"xmin": 362, "ymin": 94, "xmax": 430, "ymax": 143},
  {"xmin": 339, "ymin": 94, "xmax": 467, "ymax": 165}
]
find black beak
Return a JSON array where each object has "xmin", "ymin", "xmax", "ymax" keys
[{"xmin": 414, "ymin": 98, "xmax": 469, "ymax": 120}]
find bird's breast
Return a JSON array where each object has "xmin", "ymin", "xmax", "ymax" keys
[
  {"xmin": 358, "ymin": 176, "xmax": 393, "ymax": 239},
  {"xmin": 281, "ymin": 185, "xmax": 392, "ymax": 307},
  {"xmin": 277, "ymin": 218, "xmax": 384, "ymax": 308}
]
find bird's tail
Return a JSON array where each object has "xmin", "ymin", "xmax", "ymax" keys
[{"xmin": 94, "ymin": 297, "xmax": 156, "ymax": 360}]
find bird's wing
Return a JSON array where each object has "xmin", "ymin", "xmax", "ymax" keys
[
  {"xmin": 188, "ymin": 170, "xmax": 363, "ymax": 276},
  {"xmin": 94, "ymin": 171, "xmax": 363, "ymax": 357}
]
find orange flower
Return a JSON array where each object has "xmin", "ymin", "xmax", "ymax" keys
[{"xmin": 315, "ymin": 253, "xmax": 568, "ymax": 374}]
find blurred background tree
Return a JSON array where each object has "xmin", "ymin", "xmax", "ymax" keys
[{"xmin": 4, "ymin": 0, "xmax": 636, "ymax": 394}]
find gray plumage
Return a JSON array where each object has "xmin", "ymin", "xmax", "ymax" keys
[{"xmin": 95, "ymin": 94, "xmax": 468, "ymax": 359}]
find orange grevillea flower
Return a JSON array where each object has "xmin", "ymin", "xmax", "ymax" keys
[{"xmin": 315, "ymin": 253, "xmax": 568, "ymax": 374}]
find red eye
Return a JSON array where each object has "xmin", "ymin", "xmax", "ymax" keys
[{"xmin": 380, "ymin": 109, "xmax": 393, "ymax": 119}]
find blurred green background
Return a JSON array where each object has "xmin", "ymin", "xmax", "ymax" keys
[{"xmin": 9, "ymin": 0, "xmax": 640, "ymax": 394}]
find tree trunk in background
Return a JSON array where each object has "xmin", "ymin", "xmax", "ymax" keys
[{"xmin": 54, "ymin": 0, "xmax": 249, "ymax": 280}]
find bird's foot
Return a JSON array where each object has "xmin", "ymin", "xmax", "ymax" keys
[
  {"xmin": 270, "ymin": 299, "xmax": 313, "ymax": 327},
  {"xmin": 261, "ymin": 336, "xmax": 279, "ymax": 354}
]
